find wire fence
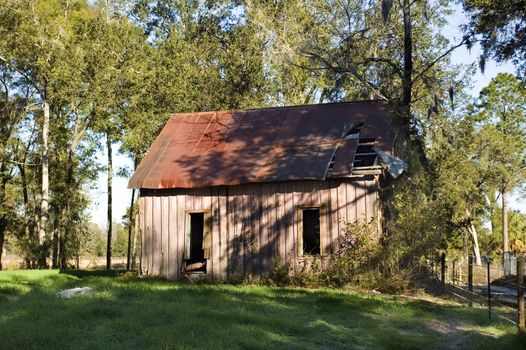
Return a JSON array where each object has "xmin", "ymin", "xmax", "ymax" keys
[{"xmin": 430, "ymin": 253, "xmax": 525, "ymax": 333}]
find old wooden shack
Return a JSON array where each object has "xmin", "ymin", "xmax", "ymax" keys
[{"xmin": 128, "ymin": 100, "xmax": 399, "ymax": 279}]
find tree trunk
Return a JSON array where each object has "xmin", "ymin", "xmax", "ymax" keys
[
  {"xmin": 468, "ymin": 223, "xmax": 482, "ymax": 266},
  {"xmin": 402, "ymin": 0, "xmax": 413, "ymax": 110},
  {"xmin": 59, "ymin": 149, "xmax": 76, "ymax": 270},
  {"xmin": 76, "ymin": 247, "xmax": 80, "ymax": 269},
  {"xmin": 502, "ymin": 188, "xmax": 509, "ymax": 253},
  {"xmin": 487, "ymin": 189, "xmax": 498, "ymax": 235},
  {"xmin": 392, "ymin": 0, "xmax": 413, "ymax": 164},
  {"xmin": 0, "ymin": 158, "xmax": 8, "ymax": 270},
  {"xmin": 32, "ymin": 212, "xmax": 40, "ymax": 267},
  {"xmin": 501, "ymin": 187, "xmax": 512, "ymax": 275},
  {"xmin": 132, "ymin": 207, "xmax": 139, "ymax": 270},
  {"xmin": 0, "ymin": 219, "xmax": 4, "ymax": 271},
  {"xmin": 52, "ymin": 228, "xmax": 59, "ymax": 268},
  {"xmin": 0, "ymin": 173, "xmax": 6, "ymax": 271},
  {"xmin": 464, "ymin": 209, "xmax": 482, "ymax": 265},
  {"xmin": 106, "ymin": 135, "xmax": 113, "ymax": 270},
  {"xmin": 58, "ymin": 110, "xmax": 88, "ymax": 270},
  {"xmin": 126, "ymin": 188, "xmax": 136, "ymax": 270},
  {"xmin": 17, "ymin": 159, "xmax": 35, "ymax": 267},
  {"xmin": 59, "ymin": 206, "xmax": 69, "ymax": 269},
  {"xmin": 38, "ymin": 99, "xmax": 50, "ymax": 268}
]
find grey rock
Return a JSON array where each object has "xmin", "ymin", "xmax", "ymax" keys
[{"xmin": 56, "ymin": 287, "xmax": 93, "ymax": 298}]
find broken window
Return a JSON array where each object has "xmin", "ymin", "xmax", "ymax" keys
[
  {"xmin": 353, "ymin": 138, "xmax": 377, "ymax": 167},
  {"xmin": 302, "ymin": 208, "xmax": 320, "ymax": 255},
  {"xmin": 186, "ymin": 212, "xmax": 206, "ymax": 272}
]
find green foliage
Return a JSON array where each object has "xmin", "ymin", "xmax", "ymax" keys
[
  {"xmin": 111, "ymin": 222, "xmax": 129, "ymax": 257},
  {"xmin": 469, "ymin": 73, "xmax": 526, "ymax": 191},
  {"xmin": 246, "ymin": 0, "xmax": 464, "ymax": 118},
  {"xmin": 463, "ymin": 0, "xmax": 526, "ymax": 76},
  {"xmin": 264, "ymin": 221, "xmax": 382, "ymax": 289},
  {"xmin": 0, "ymin": 0, "xmax": 524, "ymax": 275},
  {"xmin": 321, "ymin": 221, "xmax": 381, "ymax": 287},
  {"xmin": 479, "ymin": 209, "xmax": 526, "ymax": 255},
  {"xmin": 81, "ymin": 223, "xmax": 106, "ymax": 257}
]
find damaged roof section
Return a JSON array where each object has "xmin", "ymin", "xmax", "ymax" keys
[{"xmin": 128, "ymin": 100, "xmax": 398, "ymax": 189}]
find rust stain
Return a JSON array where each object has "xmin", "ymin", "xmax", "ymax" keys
[{"xmin": 128, "ymin": 100, "xmax": 397, "ymax": 189}]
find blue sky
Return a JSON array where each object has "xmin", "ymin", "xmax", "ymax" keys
[{"xmin": 88, "ymin": 5, "xmax": 524, "ymax": 228}]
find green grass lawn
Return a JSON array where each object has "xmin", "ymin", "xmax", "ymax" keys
[{"xmin": 0, "ymin": 270, "xmax": 523, "ymax": 349}]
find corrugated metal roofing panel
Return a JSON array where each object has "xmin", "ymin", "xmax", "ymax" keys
[
  {"xmin": 329, "ymin": 139, "xmax": 358, "ymax": 177},
  {"xmin": 128, "ymin": 100, "xmax": 397, "ymax": 189}
]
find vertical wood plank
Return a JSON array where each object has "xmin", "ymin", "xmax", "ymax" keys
[
  {"xmin": 269, "ymin": 184, "xmax": 278, "ymax": 270},
  {"xmin": 152, "ymin": 194, "xmax": 162, "ymax": 275},
  {"xmin": 236, "ymin": 186, "xmax": 245, "ymax": 273},
  {"xmin": 356, "ymin": 180, "xmax": 367, "ymax": 222},
  {"xmin": 345, "ymin": 181, "xmax": 355, "ymax": 223},
  {"xmin": 176, "ymin": 194, "xmax": 185, "ymax": 278},
  {"xmin": 219, "ymin": 187, "xmax": 228, "ymax": 278},
  {"xmin": 187, "ymin": 189, "xmax": 195, "ymax": 211},
  {"xmin": 161, "ymin": 194, "xmax": 170, "ymax": 277},
  {"xmin": 289, "ymin": 182, "xmax": 298, "ymax": 271},
  {"xmin": 319, "ymin": 182, "xmax": 330, "ymax": 255},
  {"xmin": 202, "ymin": 188, "xmax": 215, "ymax": 276},
  {"xmin": 140, "ymin": 197, "xmax": 150, "ymax": 275},
  {"xmin": 278, "ymin": 186, "xmax": 283, "ymax": 264},
  {"xmin": 329, "ymin": 181, "xmax": 339, "ymax": 254},
  {"xmin": 226, "ymin": 186, "xmax": 237, "ymax": 275},
  {"xmin": 277, "ymin": 187, "xmax": 282, "ymax": 257},
  {"xmin": 145, "ymin": 195, "xmax": 153, "ymax": 275},
  {"xmin": 285, "ymin": 184, "xmax": 292, "ymax": 267},
  {"xmin": 299, "ymin": 181, "xmax": 309, "ymax": 207},
  {"xmin": 149, "ymin": 194, "xmax": 155, "ymax": 275},
  {"xmin": 248, "ymin": 185, "xmax": 257, "ymax": 273},
  {"xmin": 169, "ymin": 195, "xmax": 178, "ymax": 279},
  {"xmin": 257, "ymin": 184, "xmax": 264, "ymax": 273},
  {"xmin": 309, "ymin": 181, "xmax": 319, "ymax": 205},
  {"xmin": 337, "ymin": 181, "xmax": 347, "ymax": 232},
  {"xmin": 241, "ymin": 186, "xmax": 252, "ymax": 273},
  {"xmin": 246, "ymin": 185, "xmax": 258, "ymax": 273},
  {"xmin": 261, "ymin": 184, "xmax": 270, "ymax": 273},
  {"xmin": 367, "ymin": 179, "xmax": 377, "ymax": 223}
]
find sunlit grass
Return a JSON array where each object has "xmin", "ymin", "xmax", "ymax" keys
[{"xmin": 0, "ymin": 270, "xmax": 523, "ymax": 349}]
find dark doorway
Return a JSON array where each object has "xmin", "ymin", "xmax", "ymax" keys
[
  {"xmin": 186, "ymin": 213, "xmax": 206, "ymax": 272},
  {"xmin": 302, "ymin": 208, "xmax": 320, "ymax": 255}
]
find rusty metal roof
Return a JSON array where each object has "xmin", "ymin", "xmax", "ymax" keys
[{"xmin": 128, "ymin": 100, "xmax": 397, "ymax": 189}]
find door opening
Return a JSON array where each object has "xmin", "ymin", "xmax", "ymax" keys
[{"xmin": 186, "ymin": 212, "xmax": 206, "ymax": 273}]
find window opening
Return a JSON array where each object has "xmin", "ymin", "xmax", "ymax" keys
[{"xmin": 353, "ymin": 138, "xmax": 377, "ymax": 167}]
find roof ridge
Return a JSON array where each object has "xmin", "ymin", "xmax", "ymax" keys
[{"xmin": 168, "ymin": 99, "xmax": 389, "ymax": 118}]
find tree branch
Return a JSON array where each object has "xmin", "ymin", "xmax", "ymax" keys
[
  {"xmin": 300, "ymin": 50, "xmax": 391, "ymax": 101},
  {"xmin": 411, "ymin": 38, "xmax": 474, "ymax": 85}
]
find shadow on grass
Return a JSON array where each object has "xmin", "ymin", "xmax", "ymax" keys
[
  {"xmin": 0, "ymin": 272, "xmax": 524, "ymax": 350},
  {"xmin": 59, "ymin": 269, "xmax": 131, "ymax": 278}
]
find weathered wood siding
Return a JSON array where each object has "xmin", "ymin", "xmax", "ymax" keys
[{"xmin": 139, "ymin": 177, "xmax": 379, "ymax": 279}]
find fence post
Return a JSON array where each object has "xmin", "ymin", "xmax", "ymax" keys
[
  {"xmin": 468, "ymin": 254, "xmax": 473, "ymax": 307},
  {"xmin": 452, "ymin": 259, "xmax": 456, "ymax": 285},
  {"xmin": 485, "ymin": 256, "xmax": 491, "ymax": 320},
  {"xmin": 441, "ymin": 253, "xmax": 446, "ymax": 287},
  {"xmin": 468, "ymin": 255, "xmax": 473, "ymax": 291},
  {"xmin": 518, "ymin": 256, "xmax": 525, "ymax": 334}
]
